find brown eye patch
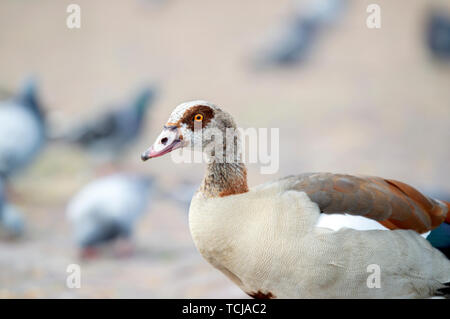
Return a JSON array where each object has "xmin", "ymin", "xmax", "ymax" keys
[{"xmin": 180, "ymin": 105, "xmax": 214, "ymax": 131}]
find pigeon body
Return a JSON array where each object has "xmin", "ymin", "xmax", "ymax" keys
[
  {"xmin": 67, "ymin": 174, "xmax": 154, "ymax": 251},
  {"xmin": 426, "ymin": 10, "xmax": 450, "ymax": 59},
  {"xmin": 255, "ymin": 0, "xmax": 345, "ymax": 67},
  {"xmin": 0, "ymin": 78, "xmax": 45, "ymax": 180},
  {"xmin": 67, "ymin": 87, "xmax": 156, "ymax": 162}
]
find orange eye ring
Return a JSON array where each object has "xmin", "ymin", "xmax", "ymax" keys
[{"xmin": 194, "ymin": 114, "xmax": 203, "ymax": 122}]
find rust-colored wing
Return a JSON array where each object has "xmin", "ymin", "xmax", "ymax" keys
[{"xmin": 283, "ymin": 173, "xmax": 449, "ymax": 233}]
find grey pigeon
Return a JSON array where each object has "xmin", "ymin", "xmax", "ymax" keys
[
  {"xmin": 66, "ymin": 173, "xmax": 154, "ymax": 258},
  {"xmin": 254, "ymin": 0, "xmax": 346, "ymax": 67},
  {"xmin": 426, "ymin": 9, "xmax": 450, "ymax": 60},
  {"xmin": 66, "ymin": 87, "xmax": 157, "ymax": 162},
  {"xmin": 0, "ymin": 77, "xmax": 46, "ymax": 180}
]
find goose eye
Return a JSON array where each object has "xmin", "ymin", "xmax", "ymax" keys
[{"xmin": 194, "ymin": 114, "xmax": 203, "ymax": 122}]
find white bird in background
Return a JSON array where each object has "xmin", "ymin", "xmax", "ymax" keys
[
  {"xmin": 66, "ymin": 173, "xmax": 154, "ymax": 259},
  {"xmin": 0, "ymin": 77, "xmax": 46, "ymax": 181},
  {"xmin": 141, "ymin": 100, "xmax": 450, "ymax": 299}
]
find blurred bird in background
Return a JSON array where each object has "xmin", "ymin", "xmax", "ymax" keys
[
  {"xmin": 0, "ymin": 181, "xmax": 25, "ymax": 239},
  {"xmin": 253, "ymin": 0, "xmax": 346, "ymax": 67},
  {"xmin": 0, "ymin": 77, "xmax": 46, "ymax": 182},
  {"xmin": 66, "ymin": 173, "xmax": 154, "ymax": 259},
  {"xmin": 426, "ymin": 8, "xmax": 450, "ymax": 60},
  {"xmin": 59, "ymin": 85, "xmax": 159, "ymax": 258},
  {"xmin": 64, "ymin": 86, "xmax": 157, "ymax": 167}
]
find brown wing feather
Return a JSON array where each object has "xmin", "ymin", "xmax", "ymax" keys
[
  {"xmin": 446, "ymin": 201, "xmax": 450, "ymax": 223},
  {"xmin": 283, "ymin": 173, "xmax": 448, "ymax": 233}
]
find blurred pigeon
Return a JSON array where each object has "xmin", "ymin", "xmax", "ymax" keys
[
  {"xmin": 426, "ymin": 9, "xmax": 450, "ymax": 60},
  {"xmin": 254, "ymin": 0, "xmax": 345, "ymax": 67},
  {"xmin": 66, "ymin": 87, "xmax": 157, "ymax": 162},
  {"xmin": 0, "ymin": 182, "xmax": 25, "ymax": 238},
  {"xmin": 0, "ymin": 77, "xmax": 46, "ymax": 180},
  {"xmin": 66, "ymin": 173, "xmax": 154, "ymax": 258}
]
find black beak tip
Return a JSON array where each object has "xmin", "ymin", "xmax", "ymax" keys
[{"xmin": 141, "ymin": 152, "xmax": 150, "ymax": 162}]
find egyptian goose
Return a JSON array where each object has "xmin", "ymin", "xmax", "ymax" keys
[
  {"xmin": 0, "ymin": 78, "xmax": 46, "ymax": 180},
  {"xmin": 141, "ymin": 100, "xmax": 450, "ymax": 298},
  {"xmin": 66, "ymin": 87, "xmax": 157, "ymax": 163},
  {"xmin": 66, "ymin": 173, "xmax": 154, "ymax": 258}
]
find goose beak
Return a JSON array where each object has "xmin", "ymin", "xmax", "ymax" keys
[{"xmin": 141, "ymin": 125, "xmax": 184, "ymax": 161}]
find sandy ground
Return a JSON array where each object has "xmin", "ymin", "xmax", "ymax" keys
[{"xmin": 0, "ymin": 0, "xmax": 449, "ymax": 298}]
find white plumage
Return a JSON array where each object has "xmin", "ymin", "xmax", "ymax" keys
[{"xmin": 189, "ymin": 181, "xmax": 450, "ymax": 298}]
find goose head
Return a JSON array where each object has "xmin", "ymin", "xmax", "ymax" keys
[{"xmin": 141, "ymin": 100, "xmax": 238, "ymax": 162}]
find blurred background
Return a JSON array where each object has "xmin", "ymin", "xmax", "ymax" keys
[{"xmin": 0, "ymin": 0, "xmax": 449, "ymax": 298}]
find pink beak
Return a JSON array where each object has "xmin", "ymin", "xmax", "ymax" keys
[{"xmin": 141, "ymin": 125, "xmax": 184, "ymax": 161}]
